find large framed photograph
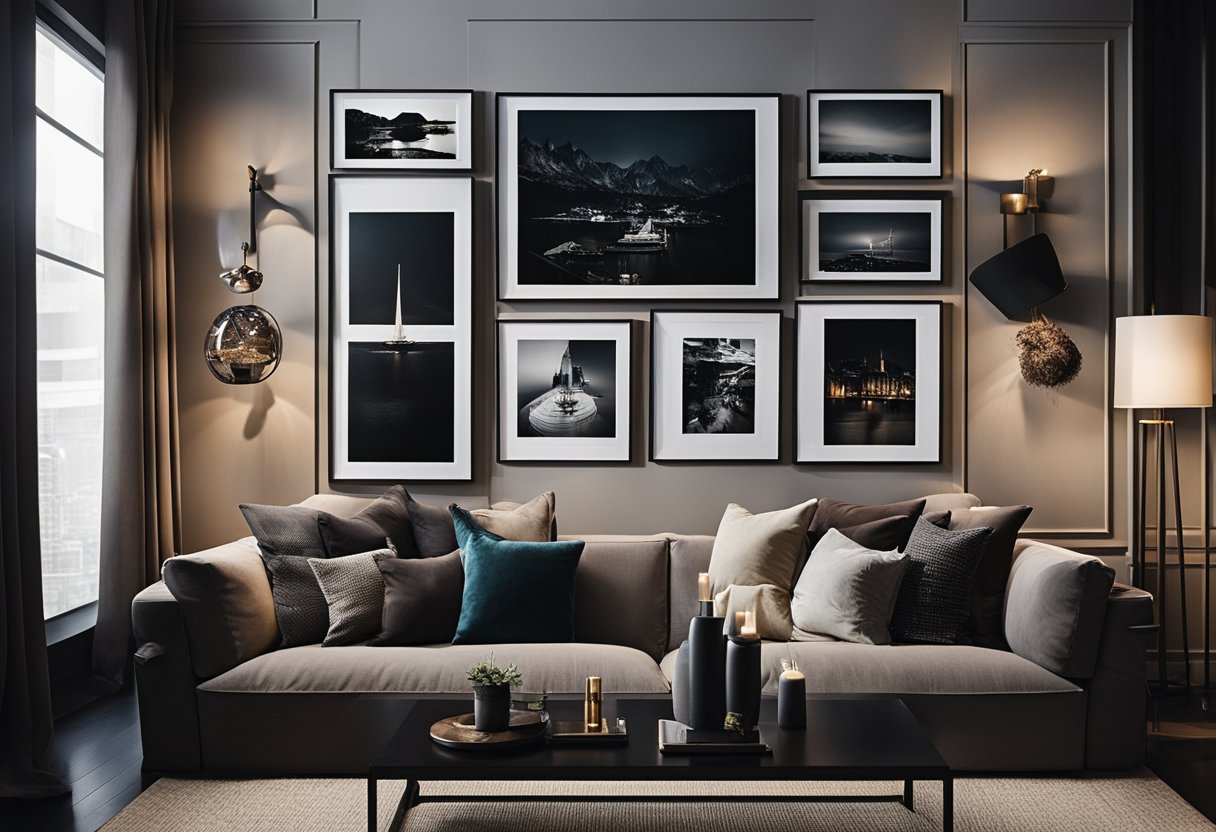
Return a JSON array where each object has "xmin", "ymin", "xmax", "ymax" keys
[
  {"xmin": 330, "ymin": 175, "xmax": 472, "ymax": 481},
  {"xmin": 799, "ymin": 191, "xmax": 945, "ymax": 284},
  {"xmin": 331, "ymin": 89, "xmax": 473, "ymax": 171},
  {"xmin": 796, "ymin": 301, "xmax": 942, "ymax": 464},
  {"xmin": 497, "ymin": 93, "xmax": 780, "ymax": 301},
  {"xmin": 651, "ymin": 310, "xmax": 782, "ymax": 462},
  {"xmin": 497, "ymin": 320, "xmax": 633, "ymax": 463},
  {"xmin": 807, "ymin": 90, "xmax": 943, "ymax": 179}
]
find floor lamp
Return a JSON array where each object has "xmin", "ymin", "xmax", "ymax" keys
[{"xmin": 1114, "ymin": 314, "xmax": 1214, "ymax": 696}]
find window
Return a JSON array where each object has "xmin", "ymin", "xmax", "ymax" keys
[{"xmin": 35, "ymin": 24, "xmax": 105, "ymax": 620}]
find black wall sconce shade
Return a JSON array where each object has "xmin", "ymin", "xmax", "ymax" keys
[{"xmin": 968, "ymin": 232, "xmax": 1067, "ymax": 319}]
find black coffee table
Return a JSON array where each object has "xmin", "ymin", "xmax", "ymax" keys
[{"xmin": 368, "ymin": 697, "xmax": 952, "ymax": 832}]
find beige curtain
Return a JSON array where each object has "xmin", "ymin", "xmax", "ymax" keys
[
  {"xmin": 93, "ymin": 0, "xmax": 182, "ymax": 688},
  {"xmin": 0, "ymin": 0, "xmax": 70, "ymax": 799}
]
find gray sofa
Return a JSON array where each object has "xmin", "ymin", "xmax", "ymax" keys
[{"xmin": 131, "ymin": 492, "xmax": 1152, "ymax": 775}]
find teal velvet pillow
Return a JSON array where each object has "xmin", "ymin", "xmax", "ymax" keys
[{"xmin": 450, "ymin": 505, "xmax": 584, "ymax": 645}]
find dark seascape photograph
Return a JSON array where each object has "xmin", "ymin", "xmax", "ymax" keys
[
  {"xmin": 347, "ymin": 211, "xmax": 454, "ymax": 326},
  {"xmin": 515, "ymin": 108, "xmax": 756, "ymax": 287},
  {"xmin": 822, "ymin": 319, "xmax": 916, "ymax": 446},
  {"xmin": 347, "ymin": 342, "xmax": 454, "ymax": 462},
  {"xmin": 682, "ymin": 338, "xmax": 756, "ymax": 434},
  {"xmin": 515, "ymin": 339, "xmax": 616, "ymax": 439},
  {"xmin": 344, "ymin": 99, "xmax": 458, "ymax": 160},
  {"xmin": 817, "ymin": 210, "xmax": 932, "ymax": 273},
  {"xmin": 817, "ymin": 98, "xmax": 932, "ymax": 164}
]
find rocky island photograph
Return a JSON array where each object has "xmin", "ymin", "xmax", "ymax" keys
[{"xmin": 332, "ymin": 90, "xmax": 472, "ymax": 170}]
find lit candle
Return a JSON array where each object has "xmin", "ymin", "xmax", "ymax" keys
[
  {"xmin": 740, "ymin": 608, "xmax": 758, "ymax": 640},
  {"xmin": 697, "ymin": 572, "xmax": 711, "ymax": 602},
  {"xmin": 778, "ymin": 663, "xmax": 807, "ymax": 730}
]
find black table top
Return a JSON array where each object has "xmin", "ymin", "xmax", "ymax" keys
[{"xmin": 370, "ymin": 697, "xmax": 949, "ymax": 781}]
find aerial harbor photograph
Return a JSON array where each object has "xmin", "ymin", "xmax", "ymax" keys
[
  {"xmin": 822, "ymin": 318, "xmax": 916, "ymax": 446},
  {"xmin": 515, "ymin": 339, "xmax": 618, "ymax": 438},
  {"xmin": 682, "ymin": 338, "xmax": 757, "ymax": 434}
]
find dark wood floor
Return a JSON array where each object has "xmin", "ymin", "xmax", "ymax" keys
[
  {"xmin": 0, "ymin": 686, "xmax": 148, "ymax": 832},
  {"xmin": 1, "ymin": 685, "xmax": 1215, "ymax": 830}
]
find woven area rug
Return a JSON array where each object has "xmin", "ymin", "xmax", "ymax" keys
[{"xmin": 101, "ymin": 772, "xmax": 1213, "ymax": 832}]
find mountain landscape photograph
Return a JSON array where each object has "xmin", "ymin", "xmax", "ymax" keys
[{"xmin": 514, "ymin": 108, "xmax": 756, "ymax": 287}]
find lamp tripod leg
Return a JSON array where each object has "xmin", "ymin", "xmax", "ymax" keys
[{"xmin": 1169, "ymin": 422, "xmax": 1192, "ymax": 692}]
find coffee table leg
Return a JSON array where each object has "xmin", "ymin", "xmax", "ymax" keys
[
  {"xmin": 903, "ymin": 779, "xmax": 914, "ymax": 811},
  {"xmin": 367, "ymin": 776, "xmax": 377, "ymax": 832},
  {"xmin": 385, "ymin": 779, "xmax": 419, "ymax": 832},
  {"xmin": 942, "ymin": 776, "xmax": 953, "ymax": 832}
]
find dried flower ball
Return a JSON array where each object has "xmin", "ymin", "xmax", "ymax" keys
[{"xmin": 1016, "ymin": 318, "xmax": 1082, "ymax": 388}]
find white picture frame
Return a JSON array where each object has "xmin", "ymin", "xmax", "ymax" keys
[{"xmin": 807, "ymin": 90, "xmax": 943, "ymax": 179}]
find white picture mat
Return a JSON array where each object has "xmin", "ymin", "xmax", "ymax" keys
[
  {"xmin": 498, "ymin": 321, "xmax": 632, "ymax": 461},
  {"xmin": 331, "ymin": 176, "xmax": 472, "ymax": 479},
  {"xmin": 652, "ymin": 311, "xmax": 781, "ymax": 461},
  {"xmin": 332, "ymin": 91, "xmax": 472, "ymax": 170},
  {"xmin": 801, "ymin": 197, "xmax": 943, "ymax": 282},
  {"xmin": 796, "ymin": 303, "xmax": 941, "ymax": 463},
  {"xmin": 497, "ymin": 94, "xmax": 780, "ymax": 300},
  {"xmin": 809, "ymin": 91, "xmax": 942, "ymax": 178}
]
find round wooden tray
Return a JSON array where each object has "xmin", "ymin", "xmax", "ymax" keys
[{"xmin": 429, "ymin": 711, "xmax": 547, "ymax": 750}]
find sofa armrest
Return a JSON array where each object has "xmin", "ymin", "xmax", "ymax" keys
[
  {"xmin": 132, "ymin": 581, "xmax": 201, "ymax": 771},
  {"xmin": 1085, "ymin": 582, "xmax": 1154, "ymax": 769}
]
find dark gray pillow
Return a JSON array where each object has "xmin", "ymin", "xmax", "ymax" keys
[
  {"xmin": 240, "ymin": 504, "xmax": 326, "ymax": 558},
  {"xmin": 791, "ymin": 528, "xmax": 909, "ymax": 645},
  {"xmin": 316, "ymin": 485, "xmax": 418, "ymax": 557},
  {"xmin": 890, "ymin": 518, "xmax": 993, "ymax": 645},
  {"xmin": 405, "ymin": 493, "xmax": 460, "ymax": 557},
  {"xmin": 369, "ymin": 551, "xmax": 464, "ymax": 646},
  {"xmin": 806, "ymin": 497, "xmax": 927, "ymax": 552},
  {"xmin": 309, "ymin": 550, "xmax": 390, "ymax": 646},
  {"xmin": 261, "ymin": 553, "xmax": 331, "ymax": 647},
  {"xmin": 946, "ymin": 505, "xmax": 1033, "ymax": 649}
]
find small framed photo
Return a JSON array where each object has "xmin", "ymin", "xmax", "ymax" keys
[
  {"xmin": 796, "ymin": 301, "xmax": 943, "ymax": 464},
  {"xmin": 650, "ymin": 310, "xmax": 782, "ymax": 462},
  {"xmin": 331, "ymin": 89, "xmax": 473, "ymax": 171},
  {"xmin": 329, "ymin": 175, "xmax": 473, "ymax": 481},
  {"xmin": 799, "ymin": 191, "xmax": 946, "ymax": 284},
  {"xmin": 497, "ymin": 93, "xmax": 780, "ymax": 301},
  {"xmin": 807, "ymin": 90, "xmax": 943, "ymax": 179},
  {"xmin": 497, "ymin": 320, "xmax": 633, "ymax": 463}
]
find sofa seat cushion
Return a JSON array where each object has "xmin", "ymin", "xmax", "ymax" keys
[
  {"xmin": 660, "ymin": 640, "xmax": 1080, "ymax": 697},
  {"xmin": 199, "ymin": 643, "xmax": 670, "ymax": 695}
]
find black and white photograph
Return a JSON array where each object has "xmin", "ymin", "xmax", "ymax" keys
[
  {"xmin": 331, "ymin": 89, "xmax": 473, "ymax": 171},
  {"xmin": 498, "ymin": 94, "xmax": 780, "ymax": 300},
  {"xmin": 799, "ymin": 191, "xmax": 945, "ymax": 283},
  {"xmin": 807, "ymin": 90, "xmax": 943, "ymax": 178},
  {"xmin": 330, "ymin": 175, "xmax": 473, "ymax": 480},
  {"xmin": 498, "ymin": 320, "xmax": 632, "ymax": 462},
  {"xmin": 651, "ymin": 310, "xmax": 781, "ymax": 461},
  {"xmin": 796, "ymin": 301, "xmax": 942, "ymax": 464}
]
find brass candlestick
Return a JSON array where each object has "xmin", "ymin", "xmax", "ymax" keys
[{"xmin": 584, "ymin": 676, "xmax": 603, "ymax": 732}]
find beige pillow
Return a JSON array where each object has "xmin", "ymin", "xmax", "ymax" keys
[
  {"xmin": 468, "ymin": 491, "xmax": 555, "ymax": 542},
  {"xmin": 714, "ymin": 583, "xmax": 793, "ymax": 641},
  {"xmin": 708, "ymin": 500, "xmax": 818, "ymax": 595}
]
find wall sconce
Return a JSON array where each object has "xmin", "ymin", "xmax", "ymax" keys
[
  {"xmin": 969, "ymin": 168, "xmax": 1081, "ymax": 388},
  {"xmin": 204, "ymin": 165, "xmax": 283, "ymax": 385}
]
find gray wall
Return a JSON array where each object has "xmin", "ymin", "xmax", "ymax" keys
[{"xmin": 171, "ymin": 1, "xmax": 1134, "ymax": 555}]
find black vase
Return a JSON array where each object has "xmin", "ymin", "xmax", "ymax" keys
[
  {"xmin": 725, "ymin": 636, "xmax": 762, "ymax": 732},
  {"xmin": 672, "ymin": 639, "xmax": 691, "ymax": 725},
  {"xmin": 687, "ymin": 615, "xmax": 726, "ymax": 731},
  {"xmin": 473, "ymin": 684, "xmax": 511, "ymax": 731}
]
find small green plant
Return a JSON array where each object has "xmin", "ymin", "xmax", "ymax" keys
[{"xmin": 466, "ymin": 653, "xmax": 523, "ymax": 688}]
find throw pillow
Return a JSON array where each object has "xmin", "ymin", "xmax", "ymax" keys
[
  {"xmin": 708, "ymin": 500, "xmax": 818, "ymax": 595},
  {"xmin": 470, "ymin": 492, "xmax": 556, "ymax": 542},
  {"xmin": 790, "ymin": 528, "xmax": 910, "ymax": 645},
  {"xmin": 946, "ymin": 505, "xmax": 1033, "ymax": 648},
  {"xmin": 890, "ymin": 518, "xmax": 993, "ymax": 644},
  {"xmin": 806, "ymin": 497, "xmax": 927, "ymax": 552},
  {"xmin": 831, "ymin": 514, "xmax": 920, "ymax": 553},
  {"xmin": 370, "ymin": 550, "xmax": 465, "ymax": 646},
  {"xmin": 450, "ymin": 506, "xmax": 584, "ymax": 645},
  {"xmin": 404, "ymin": 491, "xmax": 461, "ymax": 556},
  {"xmin": 309, "ymin": 549, "xmax": 391, "ymax": 646},
  {"xmin": 316, "ymin": 485, "xmax": 418, "ymax": 557},
  {"xmin": 261, "ymin": 552, "xmax": 331, "ymax": 646},
  {"xmin": 713, "ymin": 584, "xmax": 793, "ymax": 641},
  {"xmin": 240, "ymin": 504, "xmax": 326, "ymax": 558}
]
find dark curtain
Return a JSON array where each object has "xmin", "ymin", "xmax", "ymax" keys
[
  {"xmin": 92, "ymin": 0, "xmax": 182, "ymax": 689},
  {"xmin": 0, "ymin": 0, "xmax": 70, "ymax": 800}
]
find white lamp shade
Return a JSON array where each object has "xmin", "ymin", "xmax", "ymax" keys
[{"xmin": 1113, "ymin": 314, "xmax": 1213, "ymax": 409}]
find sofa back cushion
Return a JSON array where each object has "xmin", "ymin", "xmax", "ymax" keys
[
  {"xmin": 665, "ymin": 534, "xmax": 715, "ymax": 652},
  {"xmin": 1005, "ymin": 540, "xmax": 1115, "ymax": 679},
  {"xmin": 161, "ymin": 538, "xmax": 280, "ymax": 679}
]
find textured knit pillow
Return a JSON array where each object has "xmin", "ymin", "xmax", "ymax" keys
[
  {"xmin": 890, "ymin": 518, "xmax": 993, "ymax": 644},
  {"xmin": 309, "ymin": 549, "xmax": 391, "ymax": 646},
  {"xmin": 316, "ymin": 486, "xmax": 418, "ymax": 557},
  {"xmin": 261, "ymin": 553, "xmax": 331, "ymax": 647},
  {"xmin": 450, "ymin": 506, "xmax": 584, "ymax": 644},
  {"xmin": 370, "ymin": 550, "xmax": 464, "ymax": 646},
  {"xmin": 708, "ymin": 500, "xmax": 818, "ymax": 595},
  {"xmin": 791, "ymin": 529, "xmax": 910, "ymax": 645},
  {"xmin": 240, "ymin": 504, "xmax": 327, "ymax": 558}
]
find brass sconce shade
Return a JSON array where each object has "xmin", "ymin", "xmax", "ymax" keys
[{"xmin": 968, "ymin": 233, "xmax": 1067, "ymax": 319}]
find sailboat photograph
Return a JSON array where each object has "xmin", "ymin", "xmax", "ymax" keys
[
  {"xmin": 383, "ymin": 264, "xmax": 414, "ymax": 348},
  {"xmin": 514, "ymin": 338, "xmax": 618, "ymax": 439}
]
